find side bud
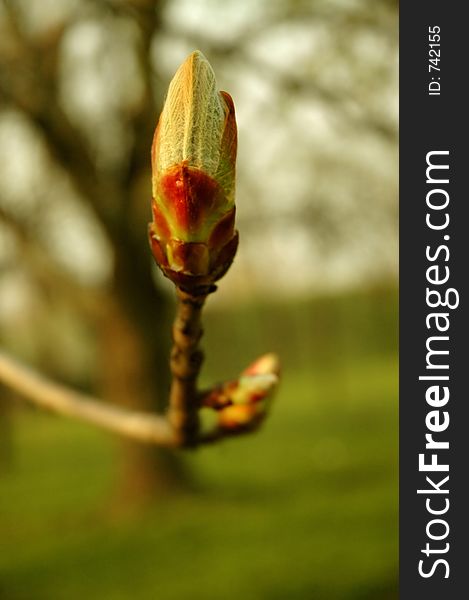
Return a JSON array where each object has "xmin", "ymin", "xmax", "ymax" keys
[
  {"xmin": 202, "ymin": 353, "xmax": 280, "ymax": 433},
  {"xmin": 149, "ymin": 50, "xmax": 238, "ymax": 294}
]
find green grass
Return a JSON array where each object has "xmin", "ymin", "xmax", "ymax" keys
[{"xmin": 0, "ymin": 350, "xmax": 397, "ymax": 600}]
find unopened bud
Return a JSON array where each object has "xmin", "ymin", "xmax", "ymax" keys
[
  {"xmin": 242, "ymin": 353, "xmax": 281, "ymax": 378},
  {"xmin": 218, "ymin": 403, "xmax": 264, "ymax": 432},
  {"xmin": 149, "ymin": 50, "xmax": 238, "ymax": 293}
]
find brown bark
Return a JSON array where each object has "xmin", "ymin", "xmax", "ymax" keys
[
  {"xmin": 168, "ymin": 289, "xmax": 207, "ymax": 446},
  {"xmin": 98, "ymin": 303, "xmax": 189, "ymax": 506},
  {"xmin": 97, "ymin": 239, "xmax": 191, "ymax": 506}
]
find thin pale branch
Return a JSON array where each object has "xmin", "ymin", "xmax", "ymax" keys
[
  {"xmin": 0, "ymin": 336, "xmax": 277, "ymax": 449},
  {"xmin": 0, "ymin": 351, "xmax": 176, "ymax": 446}
]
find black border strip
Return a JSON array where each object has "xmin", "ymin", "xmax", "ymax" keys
[{"xmin": 400, "ymin": 3, "xmax": 467, "ymax": 597}]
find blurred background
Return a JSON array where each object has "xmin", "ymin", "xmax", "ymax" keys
[{"xmin": 0, "ymin": 0, "xmax": 398, "ymax": 598}]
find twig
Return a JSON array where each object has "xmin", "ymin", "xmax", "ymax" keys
[
  {"xmin": 0, "ymin": 340, "xmax": 277, "ymax": 448},
  {"xmin": 167, "ymin": 288, "xmax": 208, "ymax": 447},
  {"xmin": 0, "ymin": 351, "xmax": 176, "ymax": 447}
]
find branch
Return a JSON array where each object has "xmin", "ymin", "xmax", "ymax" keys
[
  {"xmin": 167, "ymin": 288, "xmax": 207, "ymax": 446},
  {"xmin": 0, "ymin": 336, "xmax": 279, "ymax": 449},
  {"xmin": 0, "ymin": 329, "xmax": 279, "ymax": 449},
  {"xmin": 165, "ymin": 285, "xmax": 281, "ymax": 447},
  {"xmin": 0, "ymin": 351, "xmax": 176, "ymax": 447}
]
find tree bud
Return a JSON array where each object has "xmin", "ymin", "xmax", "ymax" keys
[{"xmin": 149, "ymin": 51, "xmax": 238, "ymax": 293}]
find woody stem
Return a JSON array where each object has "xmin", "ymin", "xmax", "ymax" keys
[{"xmin": 167, "ymin": 287, "xmax": 207, "ymax": 446}]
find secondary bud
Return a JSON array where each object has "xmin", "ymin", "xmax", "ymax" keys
[
  {"xmin": 149, "ymin": 50, "xmax": 238, "ymax": 293},
  {"xmin": 242, "ymin": 353, "xmax": 281, "ymax": 378},
  {"xmin": 202, "ymin": 352, "xmax": 280, "ymax": 433},
  {"xmin": 218, "ymin": 403, "xmax": 264, "ymax": 432}
]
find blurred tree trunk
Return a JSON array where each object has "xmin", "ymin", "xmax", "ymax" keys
[
  {"xmin": 96, "ymin": 217, "xmax": 191, "ymax": 506},
  {"xmin": 99, "ymin": 305, "xmax": 188, "ymax": 506}
]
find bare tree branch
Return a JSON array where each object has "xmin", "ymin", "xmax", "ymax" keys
[
  {"xmin": 0, "ymin": 350, "xmax": 177, "ymax": 446},
  {"xmin": 0, "ymin": 346, "xmax": 277, "ymax": 448}
]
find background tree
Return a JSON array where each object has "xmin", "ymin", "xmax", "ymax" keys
[{"xmin": 0, "ymin": 0, "xmax": 397, "ymax": 506}]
